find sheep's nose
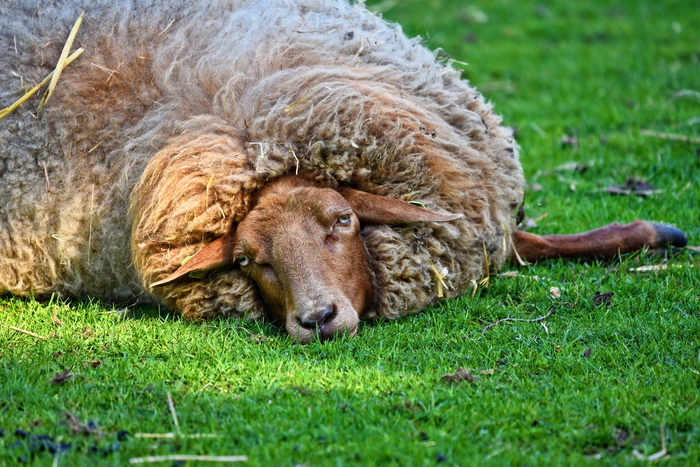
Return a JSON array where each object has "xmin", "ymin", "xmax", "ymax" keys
[{"xmin": 299, "ymin": 305, "xmax": 335, "ymax": 330}]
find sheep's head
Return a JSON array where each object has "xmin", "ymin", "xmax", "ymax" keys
[{"xmin": 152, "ymin": 175, "xmax": 461, "ymax": 343}]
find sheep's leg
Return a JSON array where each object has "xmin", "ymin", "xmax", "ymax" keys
[{"xmin": 512, "ymin": 220, "xmax": 687, "ymax": 262}]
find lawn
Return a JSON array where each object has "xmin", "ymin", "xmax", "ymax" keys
[{"xmin": 1, "ymin": 0, "xmax": 699, "ymax": 465}]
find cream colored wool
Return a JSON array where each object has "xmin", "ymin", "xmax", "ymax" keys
[{"xmin": 0, "ymin": 0, "xmax": 524, "ymax": 322}]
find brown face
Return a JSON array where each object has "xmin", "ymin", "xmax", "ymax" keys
[
  {"xmin": 233, "ymin": 184, "xmax": 375, "ymax": 343},
  {"xmin": 150, "ymin": 175, "xmax": 461, "ymax": 343}
]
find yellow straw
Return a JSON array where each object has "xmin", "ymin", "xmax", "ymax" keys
[
  {"xmin": 38, "ymin": 11, "xmax": 84, "ymax": 109},
  {"xmin": 0, "ymin": 48, "xmax": 84, "ymax": 120}
]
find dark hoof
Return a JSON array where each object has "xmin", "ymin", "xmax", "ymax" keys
[{"xmin": 651, "ymin": 223, "xmax": 688, "ymax": 248}]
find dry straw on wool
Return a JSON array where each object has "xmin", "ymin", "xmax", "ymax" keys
[{"xmin": 0, "ymin": 12, "xmax": 84, "ymax": 119}]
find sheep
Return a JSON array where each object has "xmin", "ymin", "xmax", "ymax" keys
[{"xmin": 0, "ymin": 0, "xmax": 687, "ymax": 343}]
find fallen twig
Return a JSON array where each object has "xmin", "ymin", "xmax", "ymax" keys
[
  {"xmin": 133, "ymin": 392, "xmax": 222, "ymax": 440},
  {"xmin": 641, "ymin": 129, "xmax": 700, "ymax": 145},
  {"xmin": 134, "ymin": 433, "xmax": 222, "ymax": 439},
  {"xmin": 632, "ymin": 425, "xmax": 668, "ymax": 462},
  {"xmin": 166, "ymin": 391, "xmax": 181, "ymax": 436},
  {"xmin": 129, "ymin": 455, "xmax": 247, "ymax": 464},
  {"xmin": 4, "ymin": 324, "xmax": 48, "ymax": 340},
  {"xmin": 629, "ymin": 264, "xmax": 694, "ymax": 272},
  {"xmin": 468, "ymin": 303, "xmax": 571, "ymax": 341},
  {"xmin": 673, "ymin": 89, "xmax": 700, "ymax": 101},
  {"xmin": 481, "ymin": 305, "xmax": 556, "ymax": 333}
]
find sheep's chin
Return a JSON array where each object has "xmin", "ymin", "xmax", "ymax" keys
[{"xmin": 285, "ymin": 308, "xmax": 359, "ymax": 344}]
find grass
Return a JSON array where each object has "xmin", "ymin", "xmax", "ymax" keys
[{"xmin": 1, "ymin": 0, "xmax": 699, "ymax": 464}]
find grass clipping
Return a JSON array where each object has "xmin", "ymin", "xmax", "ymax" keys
[{"xmin": 0, "ymin": 12, "xmax": 84, "ymax": 120}]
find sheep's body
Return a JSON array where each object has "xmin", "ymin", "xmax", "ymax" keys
[{"xmin": 0, "ymin": 0, "xmax": 523, "ymax": 321}]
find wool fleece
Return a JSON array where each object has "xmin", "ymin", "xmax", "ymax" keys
[{"xmin": 0, "ymin": 0, "xmax": 524, "ymax": 321}]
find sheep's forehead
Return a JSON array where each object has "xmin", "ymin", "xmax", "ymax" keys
[
  {"xmin": 236, "ymin": 187, "xmax": 352, "ymax": 249},
  {"xmin": 257, "ymin": 187, "xmax": 350, "ymax": 226}
]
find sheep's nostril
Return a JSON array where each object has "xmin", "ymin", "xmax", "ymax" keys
[{"xmin": 299, "ymin": 305, "xmax": 335, "ymax": 330}]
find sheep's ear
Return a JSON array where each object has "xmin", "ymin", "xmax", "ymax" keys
[
  {"xmin": 337, "ymin": 187, "xmax": 462, "ymax": 225},
  {"xmin": 150, "ymin": 235, "xmax": 235, "ymax": 288}
]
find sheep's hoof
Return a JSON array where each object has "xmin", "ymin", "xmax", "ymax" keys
[{"xmin": 651, "ymin": 223, "xmax": 688, "ymax": 248}]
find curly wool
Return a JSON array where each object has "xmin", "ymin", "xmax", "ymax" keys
[{"xmin": 0, "ymin": 0, "xmax": 524, "ymax": 321}]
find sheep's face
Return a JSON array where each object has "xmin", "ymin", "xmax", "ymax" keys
[
  {"xmin": 150, "ymin": 175, "xmax": 461, "ymax": 343},
  {"xmin": 233, "ymin": 183, "xmax": 374, "ymax": 343}
]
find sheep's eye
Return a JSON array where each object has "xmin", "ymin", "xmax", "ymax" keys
[
  {"xmin": 337, "ymin": 215, "xmax": 352, "ymax": 225},
  {"xmin": 236, "ymin": 255, "xmax": 250, "ymax": 267}
]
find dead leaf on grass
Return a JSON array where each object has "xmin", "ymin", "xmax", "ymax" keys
[
  {"xmin": 561, "ymin": 136, "xmax": 579, "ymax": 148},
  {"xmin": 50, "ymin": 368, "xmax": 74, "ymax": 385},
  {"xmin": 554, "ymin": 161, "xmax": 588, "ymax": 173},
  {"xmin": 615, "ymin": 428, "xmax": 630, "ymax": 446},
  {"xmin": 605, "ymin": 178, "xmax": 661, "ymax": 197},
  {"xmin": 593, "ymin": 291, "xmax": 614, "ymax": 306},
  {"xmin": 440, "ymin": 367, "xmax": 475, "ymax": 385}
]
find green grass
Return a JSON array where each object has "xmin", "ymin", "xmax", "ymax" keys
[{"xmin": 2, "ymin": 0, "xmax": 699, "ymax": 464}]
